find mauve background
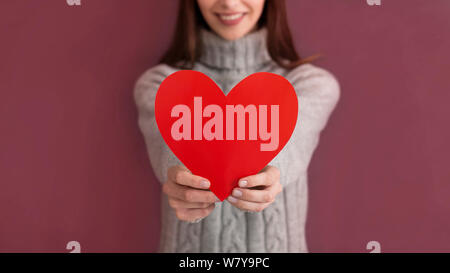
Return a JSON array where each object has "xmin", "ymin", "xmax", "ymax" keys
[{"xmin": 0, "ymin": 0, "xmax": 449, "ymax": 252}]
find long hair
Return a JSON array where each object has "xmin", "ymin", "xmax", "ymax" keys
[{"xmin": 160, "ymin": 0, "xmax": 321, "ymax": 69}]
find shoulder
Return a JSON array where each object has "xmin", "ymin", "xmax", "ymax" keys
[
  {"xmin": 135, "ymin": 63, "xmax": 179, "ymax": 88},
  {"xmin": 133, "ymin": 64, "xmax": 179, "ymax": 107},
  {"xmin": 284, "ymin": 63, "xmax": 341, "ymax": 104}
]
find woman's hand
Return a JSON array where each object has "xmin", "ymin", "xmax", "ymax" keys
[
  {"xmin": 163, "ymin": 165, "xmax": 219, "ymax": 223},
  {"xmin": 226, "ymin": 165, "xmax": 282, "ymax": 212}
]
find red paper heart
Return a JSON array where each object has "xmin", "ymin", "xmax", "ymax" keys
[{"xmin": 155, "ymin": 70, "xmax": 298, "ymax": 201}]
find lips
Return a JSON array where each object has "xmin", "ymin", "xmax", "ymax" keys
[{"xmin": 215, "ymin": 12, "xmax": 246, "ymax": 26}]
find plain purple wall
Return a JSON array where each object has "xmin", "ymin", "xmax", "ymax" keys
[{"xmin": 0, "ymin": 0, "xmax": 449, "ymax": 252}]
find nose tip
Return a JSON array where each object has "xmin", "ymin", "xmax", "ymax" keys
[{"xmin": 219, "ymin": 0, "xmax": 240, "ymax": 9}]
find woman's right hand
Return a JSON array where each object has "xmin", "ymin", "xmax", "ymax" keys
[{"xmin": 163, "ymin": 165, "xmax": 219, "ymax": 223}]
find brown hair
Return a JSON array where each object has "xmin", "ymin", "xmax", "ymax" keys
[{"xmin": 160, "ymin": 0, "xmax": 321, "ymax": 69}]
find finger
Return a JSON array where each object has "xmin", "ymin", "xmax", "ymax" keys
[
  {"xmin": 168, "ymin": 197, "xmax": 213, "ymax": 209},
  {"xmin": 175, "ymin": 203, "xmax": 215, "ymax": 222},
  {"xmin": 264, "ymin": 165, "xmax": 281, "ymax": 181},
  {"xmin": 226, "ymin": 196, "xmax": 269, "ymax": 212},
  {"xmin": 238, "ymin": 172, "xmax": 271, "ymax": 189},
  {"xmin": 168, "ymin": 165, "xmax": 210, "ymax": 190},
  {"xmin": 238, "ymin": 165, "xmax": 280, "ymax": 188},
  {"xmin": 164, "ymin": 181, "xmax": 218, "ymax": 203},
  {"xmin": 230, "ymin": 182, "xmax": 281, "ymax": 203},
  {"xmin": 237, "ymin": 172, "xmax": 269, "ymax": 188}
]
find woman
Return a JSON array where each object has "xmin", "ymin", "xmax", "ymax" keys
[{"xmin": 134, "ymin": 0, "xmax": 340, "ymax": 253}]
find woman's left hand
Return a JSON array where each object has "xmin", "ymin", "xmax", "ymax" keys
[{"xmin": 226, "ymin": 165, "xmax": 282, "ymax": 212}]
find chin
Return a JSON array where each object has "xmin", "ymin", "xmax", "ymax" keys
[{"xmin": 217, "ymin": 30, "xmax": 247, "ymax": 41}]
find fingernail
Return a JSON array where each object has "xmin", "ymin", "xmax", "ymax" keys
[
  {"xmin": 200, "ymin": 180, "xmax": 210, "ymax": 188},
  {"xmin": 239, "ymin": 180, "xmax": 248, "ymax": 188},
  {"xmin": 232, "ymin": 189, "xmax": 242, "ymax": 198},
  {"xmin": 228, "ymin": 196, "xmax": 237, "ymax": 203}
]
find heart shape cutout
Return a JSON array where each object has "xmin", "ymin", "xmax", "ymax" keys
[{"xmin": 155, "ymin": 70, "xmax": 298, "ymax": 201}]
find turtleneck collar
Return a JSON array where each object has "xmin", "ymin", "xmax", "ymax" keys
[{"xmin": 198, "ymin": 27, "xmax": 272, "ymax": 70}]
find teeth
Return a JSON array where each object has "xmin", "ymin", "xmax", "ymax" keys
[{"xmin": 219, "ymin": 13, "xmax": 244, "ymax": 21}]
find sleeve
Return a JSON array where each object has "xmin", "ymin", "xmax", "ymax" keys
[
  {"xmin": 268, "ymin": 64, "xmax": 341, "ymax": 187},
  {"xmin": 133, "ymin": 64, "xmax": 183, "ymax": 185}
]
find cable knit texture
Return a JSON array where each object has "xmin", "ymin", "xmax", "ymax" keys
[{"xmin": 134, "ymin": 26, "xmax": 340, "ymax": 253}]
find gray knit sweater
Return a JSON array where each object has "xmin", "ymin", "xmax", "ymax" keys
[{"xmin": 134, "ymin": 27, "xmax": 340, "ymax": 253}]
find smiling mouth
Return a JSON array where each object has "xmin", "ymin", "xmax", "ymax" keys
[
  {"xmin": 215, "ymin": 12, "xmax": 247, "ymax": 26},
  {"xmin": 217, "ymin": 13, "xmax": 245, "ymax": 21}
]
